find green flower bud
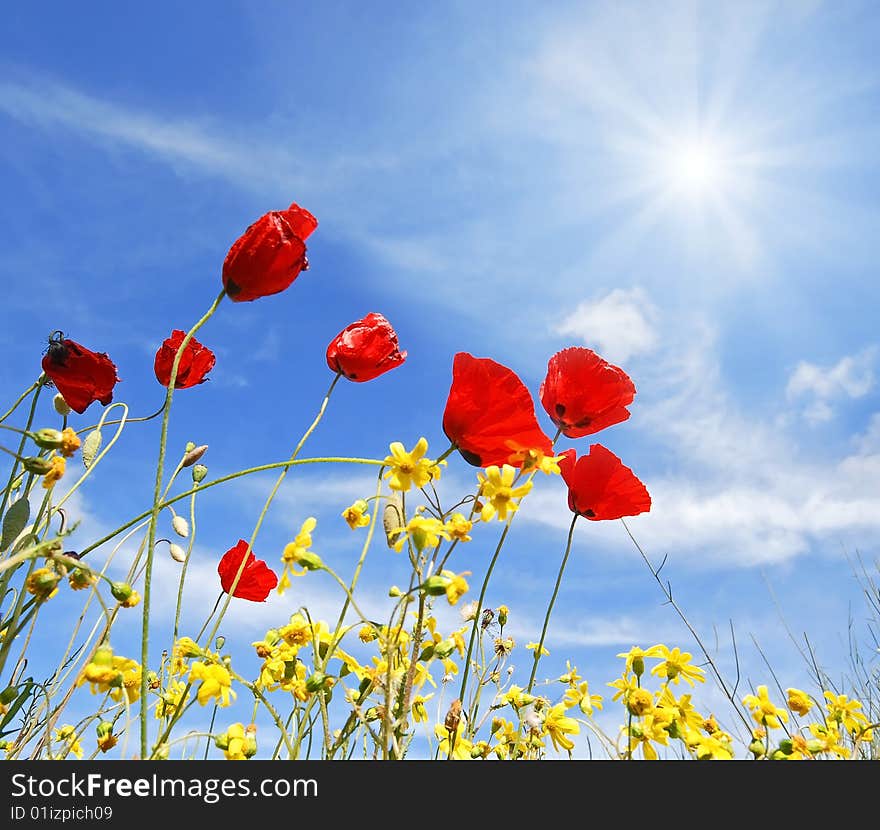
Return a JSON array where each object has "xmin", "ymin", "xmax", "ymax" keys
[
  {"xmin": 296, "ymin": 550, "xmax": 324, "ymax": 572},
  {"xmin": 81, "ymin": 430, "xmax": 102, "ymax": 469},
  {"xmin": 93, "ymin": 645, "xmax": 115, "ymax": 667},
  {"xmin": 769, "ymin": 749, "xmax": 786, "ymax": 761},
  {"xmin": 433, "ymin": 638, "xmax": 456, "ymax": 659},
  {"xmin": 632, "ymin": 656, "xmax": 645, "ymax": 678},
  {"xmin": 243, "ymin": 730, "xmax": 258, "ymax": 759},
  {"xmin": 214, "ymin": 732, "xmax": 230, "ymax": 751},
  {"xmin": 748, "ymin": 739, "xmax": 765, "ymax": 757},
  {"xmin": 53, "ymin": 394, "xmax": 72, "ymax": 416},
  {"xmin": 388, "ymin": 585, "xmax": 403, "ymax": 597},
  {"xmin": 305, "ymin": 672, "xmax": 328, "ymax": 693},
  {"xmin": 418, "ymin": 644, "xmax": 436, "ymax": 662},
  {"xmin": 96, "ymin": 721, "xmax": 114, "ymax": 739},
  {"xmin": 215, "ymin": 636, "xmax": 226, "ymax": 651},
  {"xmin": 777, "ymin": 738, "xmax": 794, "ymax": 755},
  {"xmin": 110, "ymin": 582, "xmax": 133, "ymax": 603},
  {"xmin": 22, "ymin": 457, "xmax": 53, "ymax": 475},
  {"xmin": 806, "ymin": 739, "xmax": 824, "ymax": 754},
  {"xmin": 422, "ymin": 575, "xmax": 449, "ymax": 597},
  {"xmin": 185, "ymin": 441, "xmax": 197, "ymax": 453},
  {"xmin": 191, "ymin": 464, "xmax": 208, "ymax": 483},
  {"xmin": 32, "ymin": 428, "xmax": 64, "ymax": 450}
]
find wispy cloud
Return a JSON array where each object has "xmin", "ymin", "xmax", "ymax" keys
[
  {"xmin": 553, "ymin": 287, "xmax": 658, "ymax": 364},
  {"xmin": 786, "ymin": 346, "xmax": 876, "ymax": 423}
]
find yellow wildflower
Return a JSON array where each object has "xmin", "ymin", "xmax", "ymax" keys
[
  {"xmin": 26, "ymin": 567, "xmax": 60, "ymax": 601},
  {"xmin": 155, "ymin": 680, "xmax": 189, "ymax": 719},
  {"xmin": 444, "ymin": 513, "xmax": 473, "ymax": 543},
  {"xmin": 626, "ymin": 687, "xmax": 654, "ymax": 717},
  {"xmin": 543, "ymin": 702, "xmax": 580, "ymax": 752},
  {"xmin": 383, "ymin": 437, "xmax": 445, "ymax": 491},
  {"xmin": 743, "ymin": 685, "xmax": 789, "ymax": 730},
  {"xmin": 190, "ymin": 661, "xmax": 236, "ymax": 707},
  {"xmin": 526, "ymin": 642, "xmax": 549, "ymax": 657},
  {"xmin": 53, "ymin": 725, "xmax": 83, "ymax": 759},
  {"xmin": 824, "ymin": 691, "xmax": 872, "ymax": 740},
  {"xmin": 412, "ymin": 694, "xmax": 433, "ymax": 723},
  {"xmin": 342, "ymin": 500, "xmax": 370, "ymax": 529},
  {"xmin": 435, "ymin": 723, "xmax": 473, "ymax": 760},
  {"xmin": 787, "ymin": 687, "xmax": 814, "ymax": 717},
  {"xmin": 60, "ymin": 427, "xmax": 81, "ymax": 458},
  {"xmin": 444, "ymin": 571, "xmax": 470, "ymax": 605},
  {"xmin": 649, "ymin": 645, "xmax": 706, "ymax": 687},
  {"xmin": 391, "ymin": 514, "xmax": 450, "ymax": 553},
  {"xmin": 476, "ymin": 465, "xmax": 532, "ymax": 522},
  {"xmin": 42, "ymin": 455, "xmax": 66, "ymax": 489},
  {"xmin": 564, "ymin": 681, "xmax": 603, "ymax": 716},
  {"xmin": 279, "ymin": 517, "xmax": 320, "ymax": 592}
]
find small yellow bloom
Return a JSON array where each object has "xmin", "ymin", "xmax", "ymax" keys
[
  {"xmin": 445, "ymin": 572, "xmax": 470, "ymax": 605},
  {"xmin": 26, "ymin": 567, "xmax": 60, "ymax": 601},
  {"xmin": 190, "ymin": 661, "xmax": 236, "ymax": 707},
  {"xmin": 743, "ymin": 685, "xmax": 789, "ymax": 730},
  {"xmin": 649, "ymin": 645, "xmax": 706, "ymax": 687},
  {"xmin": 412, "ymin": 694, "xmax": 434, "ymax": 723},
  {"xmin": 41, "ymin": 455, "xmax": 66, "ymax": 489},
  {"xmin": 435, "ymin": 723, "xmax": 473, "ymax": 760},
  {"xmin": 444, "ymin": 513, "xmax": 473, "ymax": 543},
  {"xmin": 476, "ymin": 465, "xmax": 532, "ymax": 522},
  {"xmin": 342, "ymin": 500, "xmax": 370, "ymax": 529},
  {"xmin": 68, "ymin": 567, "xmax": 97, "ymax": 591},
  {"xmin": 60, "ymin": 427, "xmax": 81, "ymax": 458},
  {"xmin": 96, "ymin": 722, "xmax": 117, "ymax": 753},
  {"xmin": 526, "ymin": 642, "xmax": 549, "ymax": 656},
  {"xmin": 543, "ymin": 702, "xmax": 580, "ymax": 752},
  {"xmin": 391, "ymin": 514, "xmax": 450, "ymax": 553},
  {"xmin": 626, "ymin": 687, "xmax": 654, "ymax": 717},
  {"xmin": 216, "ymin": 723, "xmax": 257, "ymax": 760},
  {"xmin": 383, "ymin": 437, "xmax": 445, "ymax": 492},
  {"xmin": 824, "ymin": 691, "xmax": 871, "ymax": 740},
  {"xmin": 519, "ymin": 448, "xmax": 565, "ymax": 475},
  {"xmin": 279, "ymin": 517, "xmax": 321, "ymax": 591},
  {"xmin": 53, "ymin": 725, "xmax": 83, "ymax": 759},
  {"xmin": 564, "ymin": 681, "xmax": 603, "ymax": 716},
  {"xmin": 155, "ymin": 679, "xmax": 189, "ymax": 719},
  {"xmin": 120, "ymin": 590, "xmax": 141, "ymax": 609},
  {"xmin": 786, "ymin": 687, "xmax": 814, "ymax": 717}
]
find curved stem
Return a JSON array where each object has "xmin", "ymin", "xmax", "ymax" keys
[
  {"xmin": 140, "ymin": 288, "xmax": 225, "ymax": 758},
  {"xmin": 0, "ymin": 379, "xmax": 40, "ymax": 425},
  {"xmin": 526, "ymin": 513, "xmax": 578, "ymax": 693}
]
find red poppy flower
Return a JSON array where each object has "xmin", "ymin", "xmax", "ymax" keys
[
  {"xmin": 217, "ymin": 540, "xmax": 278, "ymax": 602},
  {"xmin": 540, "ymin": 347, "xmax": 636, "ymax": 439},
  {"xmin": 41, "ymin": 333, "xmax": 120, "ymax": 415},
  {"xmin": 154, "ymin": 329, "xmax": 216, "ymax": 389},
  {"xmin": 558, "ymin": 445, "xmax": 651, "ymax": 521},
  {"xmin": 326, "ymin": 312, "xmax": 407, "ymax": 382},
  {"xmin": 442, "ymin": 352, "xmax": 553, "ymax": 468},
  {"xmin": 222, "ymin": 202, "xmax": 318, "ymax": 302}
]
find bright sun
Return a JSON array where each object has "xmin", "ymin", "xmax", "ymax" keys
[{"xmin": 668, "ymin": 140, "xmax": 725, "ymax": 196}]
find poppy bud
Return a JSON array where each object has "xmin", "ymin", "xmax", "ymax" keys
[
  {"xmin": 81, "ymin": 430, "xmax": 102, "ymax": 469},
  {"xmin": 53, "ymin": 394, "xmax": 72, "ymax": 416},
  {"xmin": 154, "ymin": 331, "xmax": 215, "ymax": 389},
  {"xmin": 182, "ymin": 444, "xmax": 208, "ymax": 467},
  {"xmin": 326, "ymin": 312, "xmax": 407, "ymax": 382},
  {"xmin": 192, "ymin": 464, "xmax": 208, "ymax": 483},
  {"xmin": 171, "ymin": 516, "xmax": 190, "ymax": 538},
  {"xmin": 110, "ymin": 582, "xmax": 133, "ymax": 603},
  {"xmin": 169, "ymin": 543, "xmax": 187, "ymax": 563},
  {"xmin": 222, "ymin": 203, "xmax": 317, "ymax": 302}
]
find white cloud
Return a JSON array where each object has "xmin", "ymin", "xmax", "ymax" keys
[
  {"xmin": 786, "ymin": 346, "xmax": 877, "ymax": 422},
  {"xmin": 553, "ymin": 287, "xmax": 658, "ymax": 364}
]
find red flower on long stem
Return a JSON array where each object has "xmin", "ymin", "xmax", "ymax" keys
[
  {"xmin": 222, "ymin": 202, "xmax": 318, "ymax": 302},
  {"xmin": 41, "ymin": 332, "xmax": 120, "ymax": 414},
  {"xmin": 217, "ymin": 540, "xmax": 278, "ymax": 602},
  {"xmin": 326, "ymin": 312, "xmax": 407, "ymax": 382},
  {"xmin": 558, "ymin": 445, "xmax": 651, "ymax": 521},
  {"xmin": 442, "ymin": 352, "xmax": 553, "ymax": 468},
  {"xmin": 154, "ymin": 329, "xmax": 216, "ymax": 389},
  {"xmin": 540, "ymin": 347, "xmax": 636, "ymax": 438}
]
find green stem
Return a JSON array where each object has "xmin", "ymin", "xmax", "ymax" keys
[
  {"xmin": 140, "ymin": 288, "xmax": 225, "ymax": 758},
  {"xmin": 526, "ymin": 513, "xmax": 578, "ymax": 693},
  {"xmin": 0, "ymin": 379, "xmax": 41, "ymax": 425},
  {"xmin": 0, "ymin": 377, "xmax": 44, "ymax": 522}
]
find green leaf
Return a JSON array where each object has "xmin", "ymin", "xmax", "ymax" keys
[{"xmin": 1, "ymin": 498, "xmax": 30, "ymax": 552}]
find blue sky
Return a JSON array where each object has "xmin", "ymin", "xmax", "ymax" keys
[{"xmin": 3, "ymin": 1, "xmax": 880, "ymax": 757}]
